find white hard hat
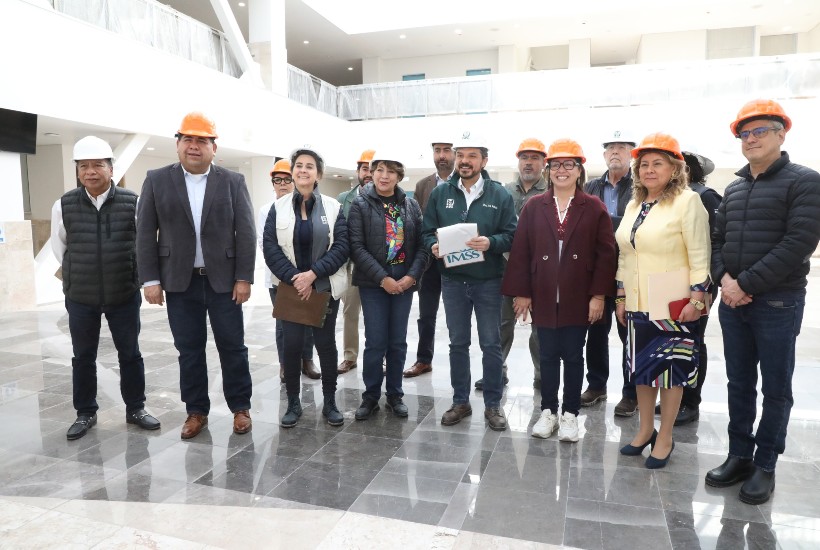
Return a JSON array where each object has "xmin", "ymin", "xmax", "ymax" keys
[
  {"xmin": 370, "ymin": 149, "xmax": 405, "ymax": 169},
  {"xmin": 430, "ymin": 139, "xmax": 453, "ymax": 147},
  {"xmin": 601, "ymin": 130, "xmax": 636, "ymax": 148},
  {"xmin": 453, "ymin": 131, "xmax": 489, "ymax": 151},
  {"xmin": 73, "ymin": 136, "xmax": 114, "ymax": 161}
]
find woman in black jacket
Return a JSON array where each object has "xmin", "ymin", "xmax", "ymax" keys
[
  {"xmin": 263, "ymin": 147, "xmax": 350, "ymax": 429},
  {"xmin": 347, "ymin": 151, "xmax": 428, "ymax": 419}
]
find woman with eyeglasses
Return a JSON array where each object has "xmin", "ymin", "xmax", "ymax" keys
[
  {"xmin": 614, "ymin": 133, "xmax": 710, "ymax": 469},
  {"xmin": 256, "ymin": 159, "xmax": 319, "ymax": 383},
  {"xmin": 346, "ymin": 151, "xmax": 428, "ymax": 420},
  {"xmin": 502, "ymin": 139, "xmax": 616, "ymax": 443},
  {"xmin": 263, "ymin": 147, "xmax": 350, "ymax": 429}
]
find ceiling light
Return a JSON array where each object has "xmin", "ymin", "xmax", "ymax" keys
[
  {"xmin": 44, "ymin": 132, "xmax": 60, "ymax": 137},
  {"xmin": 238, "ymin": 2, "xmax": 246, "ymax": 6},
  {"xmin": 146, "ymin": 147, "xmax": 155, "ymax": 151},
  {"xmin": 303, "ymin": 40, "xmax": 310, "ymax": 44},
  {"xmin": 348, "ymin": 67, "xmax": 353, "ymax": 71},
  {"xmin": 454, "ymin": 29, "xmax": 462, "ymax": 35},
  {"xmin": 334, "ymin": 174, "xmax": 343, "ymax": 178},
  {"xmin": 399, "ymin": 34, "xmax": 406, "ymax": 39}
]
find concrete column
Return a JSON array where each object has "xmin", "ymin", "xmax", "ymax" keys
[
  {"xmin": 249, "ymin": 0, "xmax": 287, "ymax": 96},
  {"xmin": 568, "ymin": 39, "xmax": 591, "ymax": 69},
  {"xmin": 0, "ymin": 151, "xmax": 36, "ymax": 311},
  {"xmin": 210, "ymin": 0, "xmax": 264, "ymax": 87},
  {"xmin": 248, "ymin": 156, "xmax": 277, "ymax": 213},
  {"xmin": 26, "ymin": 144, "xmax": 74, "ymax": 221},
  {"xmin": 362, "ymin": 56, "xmax": 383, "ymax": 84}
]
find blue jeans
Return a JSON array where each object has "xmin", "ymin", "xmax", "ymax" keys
[
  {"xmin": 269, "ymin": 287, "xmax": 314, "ymax": 364},
  {"xmin": 719, "ymin": 289, "xmax": 805, "ymax": 471},
  {"xmin": 66, "ymin": 291, "xmax": 146, "ymax": 415},
  {"xmin": 538, "ymin": 325, "xmax": 587, "ymax": 415},
  {"xmin": 359, "ymin": 264, "xmax": 413, "ymax": 402},
  {"xmin": 441, "ymin": 277, "xmax": 504, "ymax": 408},
  {"xmin": 415, "ymin": 261, "xmax": 441, "ymax": 364},
  {"xmin": 281, "ymin": 298, "xmax": 340, "ymax": 397},
  {"xmin": 166, "ymin": 274, "xmax": 252, "ymax": 415},
  {"xmin": 585, "ymin": 296, "xmax": 635, "ymax": 399}
]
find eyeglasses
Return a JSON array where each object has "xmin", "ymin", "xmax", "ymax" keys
[
  {"xmin": 272, "ymin": 177, "xmax": 293, "ymax": 185},
  {"xmin": 736, "ymin": 126, "xmax": 779, "ymax": 141},
  {"xmin": 548, "ymin": 160, "xmax": 580, "ymax": 171}
]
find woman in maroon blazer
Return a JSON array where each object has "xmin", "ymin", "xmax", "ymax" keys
[{"xmin": 502, "ymin": 139, "xmax": 616, "ymax": 442}]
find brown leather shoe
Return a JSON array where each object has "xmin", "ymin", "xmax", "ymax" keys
[
  {"xmin": 337, "ymin": 360, "xmax": 357, "ymax": 374},
  {"xmin": 441, "ymin": 403, "xmax": 472, "ymax": 426},
  {"xmin": 233, "ymin": 410, "xmax": 252, "ymax": 434},
  {"xmin": 403, "ymin": 361, "xmax": 432, "ymax": 378},
  {"xmin": 302, "ymin": 359, "xmax": 321, "ymax": 380},
  {"xmin": 180, "ymin": 414, "xmax": 208, "ymax": 440}
]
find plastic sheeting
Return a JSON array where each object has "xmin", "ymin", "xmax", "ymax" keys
[
  {"xmin": 51, "ymin": 0, "xmax": 241, "ymax": 78},
  {"xmin": 287, "ymin": 65, "xmax": 338, "ymax": 117}
]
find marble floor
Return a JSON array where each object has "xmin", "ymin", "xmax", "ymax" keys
[{"xmin": 1, "ymin": 261, "xmax": 819, "ymax": 549}]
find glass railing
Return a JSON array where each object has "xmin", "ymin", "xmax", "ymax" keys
[{"xmin": 51, "ymin": 0, "xmax": 241, "ymax": 77}]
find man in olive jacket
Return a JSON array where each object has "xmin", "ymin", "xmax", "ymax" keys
[{"xmin": 422, "ymin": 133, "xmax": 517, "ymax": 431}]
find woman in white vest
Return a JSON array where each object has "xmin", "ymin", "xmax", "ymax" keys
[{"xmin": 262, "ymin": 147, "xmax": 350, "ymax": 428}]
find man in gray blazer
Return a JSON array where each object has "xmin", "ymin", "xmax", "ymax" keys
[{"xmin": 136, "ymin": 112, "xmax": 256, "ymax": 440}]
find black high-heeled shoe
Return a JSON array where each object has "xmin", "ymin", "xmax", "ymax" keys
[
  {"xmin": 645, "ymin": 440, "xmax": 675, "ymax": 469},
  {"xmin": 620, "ymin": 429, "xmax": 658, "ymax": 456}
]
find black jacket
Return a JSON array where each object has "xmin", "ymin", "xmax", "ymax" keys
[
  {"xmin": 712, "ymin": 152, "xmax": 820, "ymax": 295},
  {"xmin": 348, "ymin": 184, "xmax": 428, "ymax": 289},
  {"xmin": 61, "ymin": 185, "xmax": 139, "ymax": 306},
  {"xmin": 584, "ymin": 170, "xmax": 633, "ymax": 233}
]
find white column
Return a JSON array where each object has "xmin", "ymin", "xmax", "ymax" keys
[
  {"xmin": 112, "ymin": 133, "xmax": 150, "ymax": 185},
  {"xmin": 0, "ymin": 151, "xmax": 36, "ymax": 311},
  {"xmin": 249, "ymin": 0, "xmax": 287, "ymax": 96},
  {"xmin": 210, "ymin": 0, "xmax": 264, "ymax": 87},
  {"xmin": 362, "ymin": 57, "xmax": 383, "ymax": 84},
  {"xmin": 568, "ymin": 39, "xmax": 591, "ymax": 69},
  {"xmin": 248, "ymin": 156, "xmax": 276, "ymax": 212}
]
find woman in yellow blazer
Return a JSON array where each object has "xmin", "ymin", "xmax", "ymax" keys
[{"xmin": 614, "ymin": 133, "xmax": 710, "ymax": 469}]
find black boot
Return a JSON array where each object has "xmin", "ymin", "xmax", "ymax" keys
[
  {"xmin": 280, "ymin": 395, "xmax": 302, "ymax": 428},
  {"xmin": 323, "ymin": 395, "xmax": 344, "ymax": 427},
  {"xmin": 739, "ymin": 467, "xmax": 775, "ymax": 505},
  {"xmin": 705, "ymin": 456, "xmax": 755, "ymax": 488},
  {"xmin": 355, "ymin": 398, "xmax": 380, "ymax": 420}
]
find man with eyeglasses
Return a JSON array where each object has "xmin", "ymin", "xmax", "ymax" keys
[
  {"xmin": 403, "ymin": 140, "xmax": 455, "ymax": 378},
  {"xmin": 336, "ymin": 149, "xmax": 375, "ymax": 374},
  {"xmin": 580, "ymin": 131, "xmax": 638, "ymax": 417},
  {"xmin": 257, "ymin": 159, "xmax": 317, "ymax": 381},
  {"xmin": 706, "ymin": 99, "xmax": 820, "ymax": 505},
  {"xmin": 474, "ymin": 138, "xmax": 545, "ymax": 392},
  {"xmin": 423, "ymin": 132, "xmax": 517, "ymax": 431}
]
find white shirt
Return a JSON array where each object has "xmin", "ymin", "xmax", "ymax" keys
[
  {"xmin": 257, "ymin": 199, "xmax": 276, "ymax": 288},
  {"xmin": 435, "ymin": 171, "xmax": 454, "ymax": 186},
  {"xmin": 51, "ymin": 184, "xmax": 113, "ymax": 262},
  {"xmin": 458, "ymin": 174, "xmax": 484, "ymax": 209},
  {"xmin": 183, "ymin": 166, "xmax": 210, "ymax": 268}
]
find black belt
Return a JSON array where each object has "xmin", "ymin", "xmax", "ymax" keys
[{"xmin": 193, "ymin": 267, "xmax": 207, "ymax": 276}]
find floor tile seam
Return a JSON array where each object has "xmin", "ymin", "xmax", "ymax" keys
[
  {"xmin": 568, "ymin": 495, "xmax": 666, "ymax": 516},
  {"xmin": 0, "ymin": 456, "xmax": 70, "ymax": 488}
]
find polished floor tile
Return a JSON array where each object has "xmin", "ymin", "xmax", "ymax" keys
[{"xmin": 1, "ymin": 262, "xmax": 820, "ymax": 547}]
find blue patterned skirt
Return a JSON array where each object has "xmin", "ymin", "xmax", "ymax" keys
[{"xmin": 626, "ymin": 311, "xmax": 699, "ymax": 388}]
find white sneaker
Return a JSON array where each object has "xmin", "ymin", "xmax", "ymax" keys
[
  {"xmin": 531, "ymin": 410, "xmax": 558, "ymax": 439},
  {"xmin": 558, "ymin": 411, "xmax": 579, "ymax": 442}
]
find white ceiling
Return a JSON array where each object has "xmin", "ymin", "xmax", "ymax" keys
[{"xmin": 164, "ymin": 0, "xmax": 820, "ymax": 86}]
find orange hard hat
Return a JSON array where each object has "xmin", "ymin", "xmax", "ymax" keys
[
  {"xmin": 729, "ymin": 99, "xmax": 792, "ymax": 136},
  {"xmin": 546, "ymin": 139, "xmax": 586, "ymax": 164},
  {"xmin": 516, "ymin": 138, "xmax": 547, "ymax": 157},
  {"xmin": 357, "ymin": 149, "xmax": 376, "ymax": 165},
  {"xmin": 177, "ymin": 112, "xmax": 218, "ymax": 138},
  {"xmin": 269, "ymin": 158, "xmax": 291, "ymax": 177},
  {"xmin": 631, "ymin": 133, "xmax": 684, "ymax": 161}
]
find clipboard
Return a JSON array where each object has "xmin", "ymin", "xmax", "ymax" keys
[{"xmin": 272, "ymin": 283, "xmax": 331, "ymax": 328}]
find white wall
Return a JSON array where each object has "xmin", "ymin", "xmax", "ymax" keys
[
  {"xmin": 26, "ymin": 144, "xmax": 74, "ymax": 221},
  {"xmin": 637, "ymin": 30, "xmax": 707, "ymax": 63},
  {"xmin": 531, "ymin": 45, "xmax": 569, "ymax": 70},
  {"xmin": 798, "ymin": 23, "xmax": 820, "ymax": 53},
  {"xmin": 377, "ymin": 50, "xmax": 498, "ymax": 82},
  {"xmin": 708, "ymin": 27, "xmax": 756, "ymax": 59}
]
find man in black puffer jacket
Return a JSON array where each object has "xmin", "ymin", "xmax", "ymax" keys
[
  {"xmin": 706, "ymin": 100, "xmax": 820, "ymax": 505},
  {"xmin": 51, "ymin": 136, "xmax": 160, "ymax": 441}
]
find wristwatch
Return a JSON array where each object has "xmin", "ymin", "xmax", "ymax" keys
[{"xmin": 689, "ymin": 298, "xmax": 706, "ymax": 311}]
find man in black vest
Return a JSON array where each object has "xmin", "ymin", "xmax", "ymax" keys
[{"xmin": 51, "ymin": 136, "xmax": 160, "ymax": 440}]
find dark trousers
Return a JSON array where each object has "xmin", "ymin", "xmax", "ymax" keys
[
  {"xmin": 537, "ymin": 325, "xmax": 587, "ymax": 415},
  {"xmin": 415, "ymin": 261, "xmax": 441, "ymax": 364},
  {"xmin": 681, "ymin": 313, "xmax": 710, "ymax": 408},
  {"xmin": 281, "ymin": 298, "xmax": 340, "ymax": 397},
  {"xmin": 585, "ymin": 296, "xmax": 635, "ymax": 399},
  {"xmin": 66, "ymin": 291, "xmax": 146, "ymax": 415},
  {"xmin": 360, "ymin": 264, "xmax": 413, "ymax": 402},
  {"xmin": 269, "ymin": 287, "xmax": 314, "ymax": 365},
  {"xmin": 165, "ymin": 274, "xmax": 252, "ymax": 415},
  {"xmin": 719, "ymin": 290, "xmax": 805, "ymax": 471}
]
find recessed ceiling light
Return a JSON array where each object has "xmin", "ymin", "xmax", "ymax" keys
[
  {"xmin": 238, "ymin": 2, "xmax": 245, "ymax": 6},
  {"xmin": 303, "ymin": 40, "xmax": 310, "ymax": 44},
  {"xmin": 146, "ymin": 147, "xmax": 155, "ymax": 151},
  {"xmin": 334, "ymin": 174, "xmax": 343, "ymax": 178},
  {"xmin": 454, "ymin": 29, "xmax": 462, "ymax": 35},
  {"xmin": 44, "ymin": 132, "xmax": 60, "ymax": 137},
  {"xmin": 399, "ymin": 34, "xmax": 406, "ymax": 39},
  {"xmin": 348, "ymin": 67, "xmax": 353, "ymax": 71}
]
